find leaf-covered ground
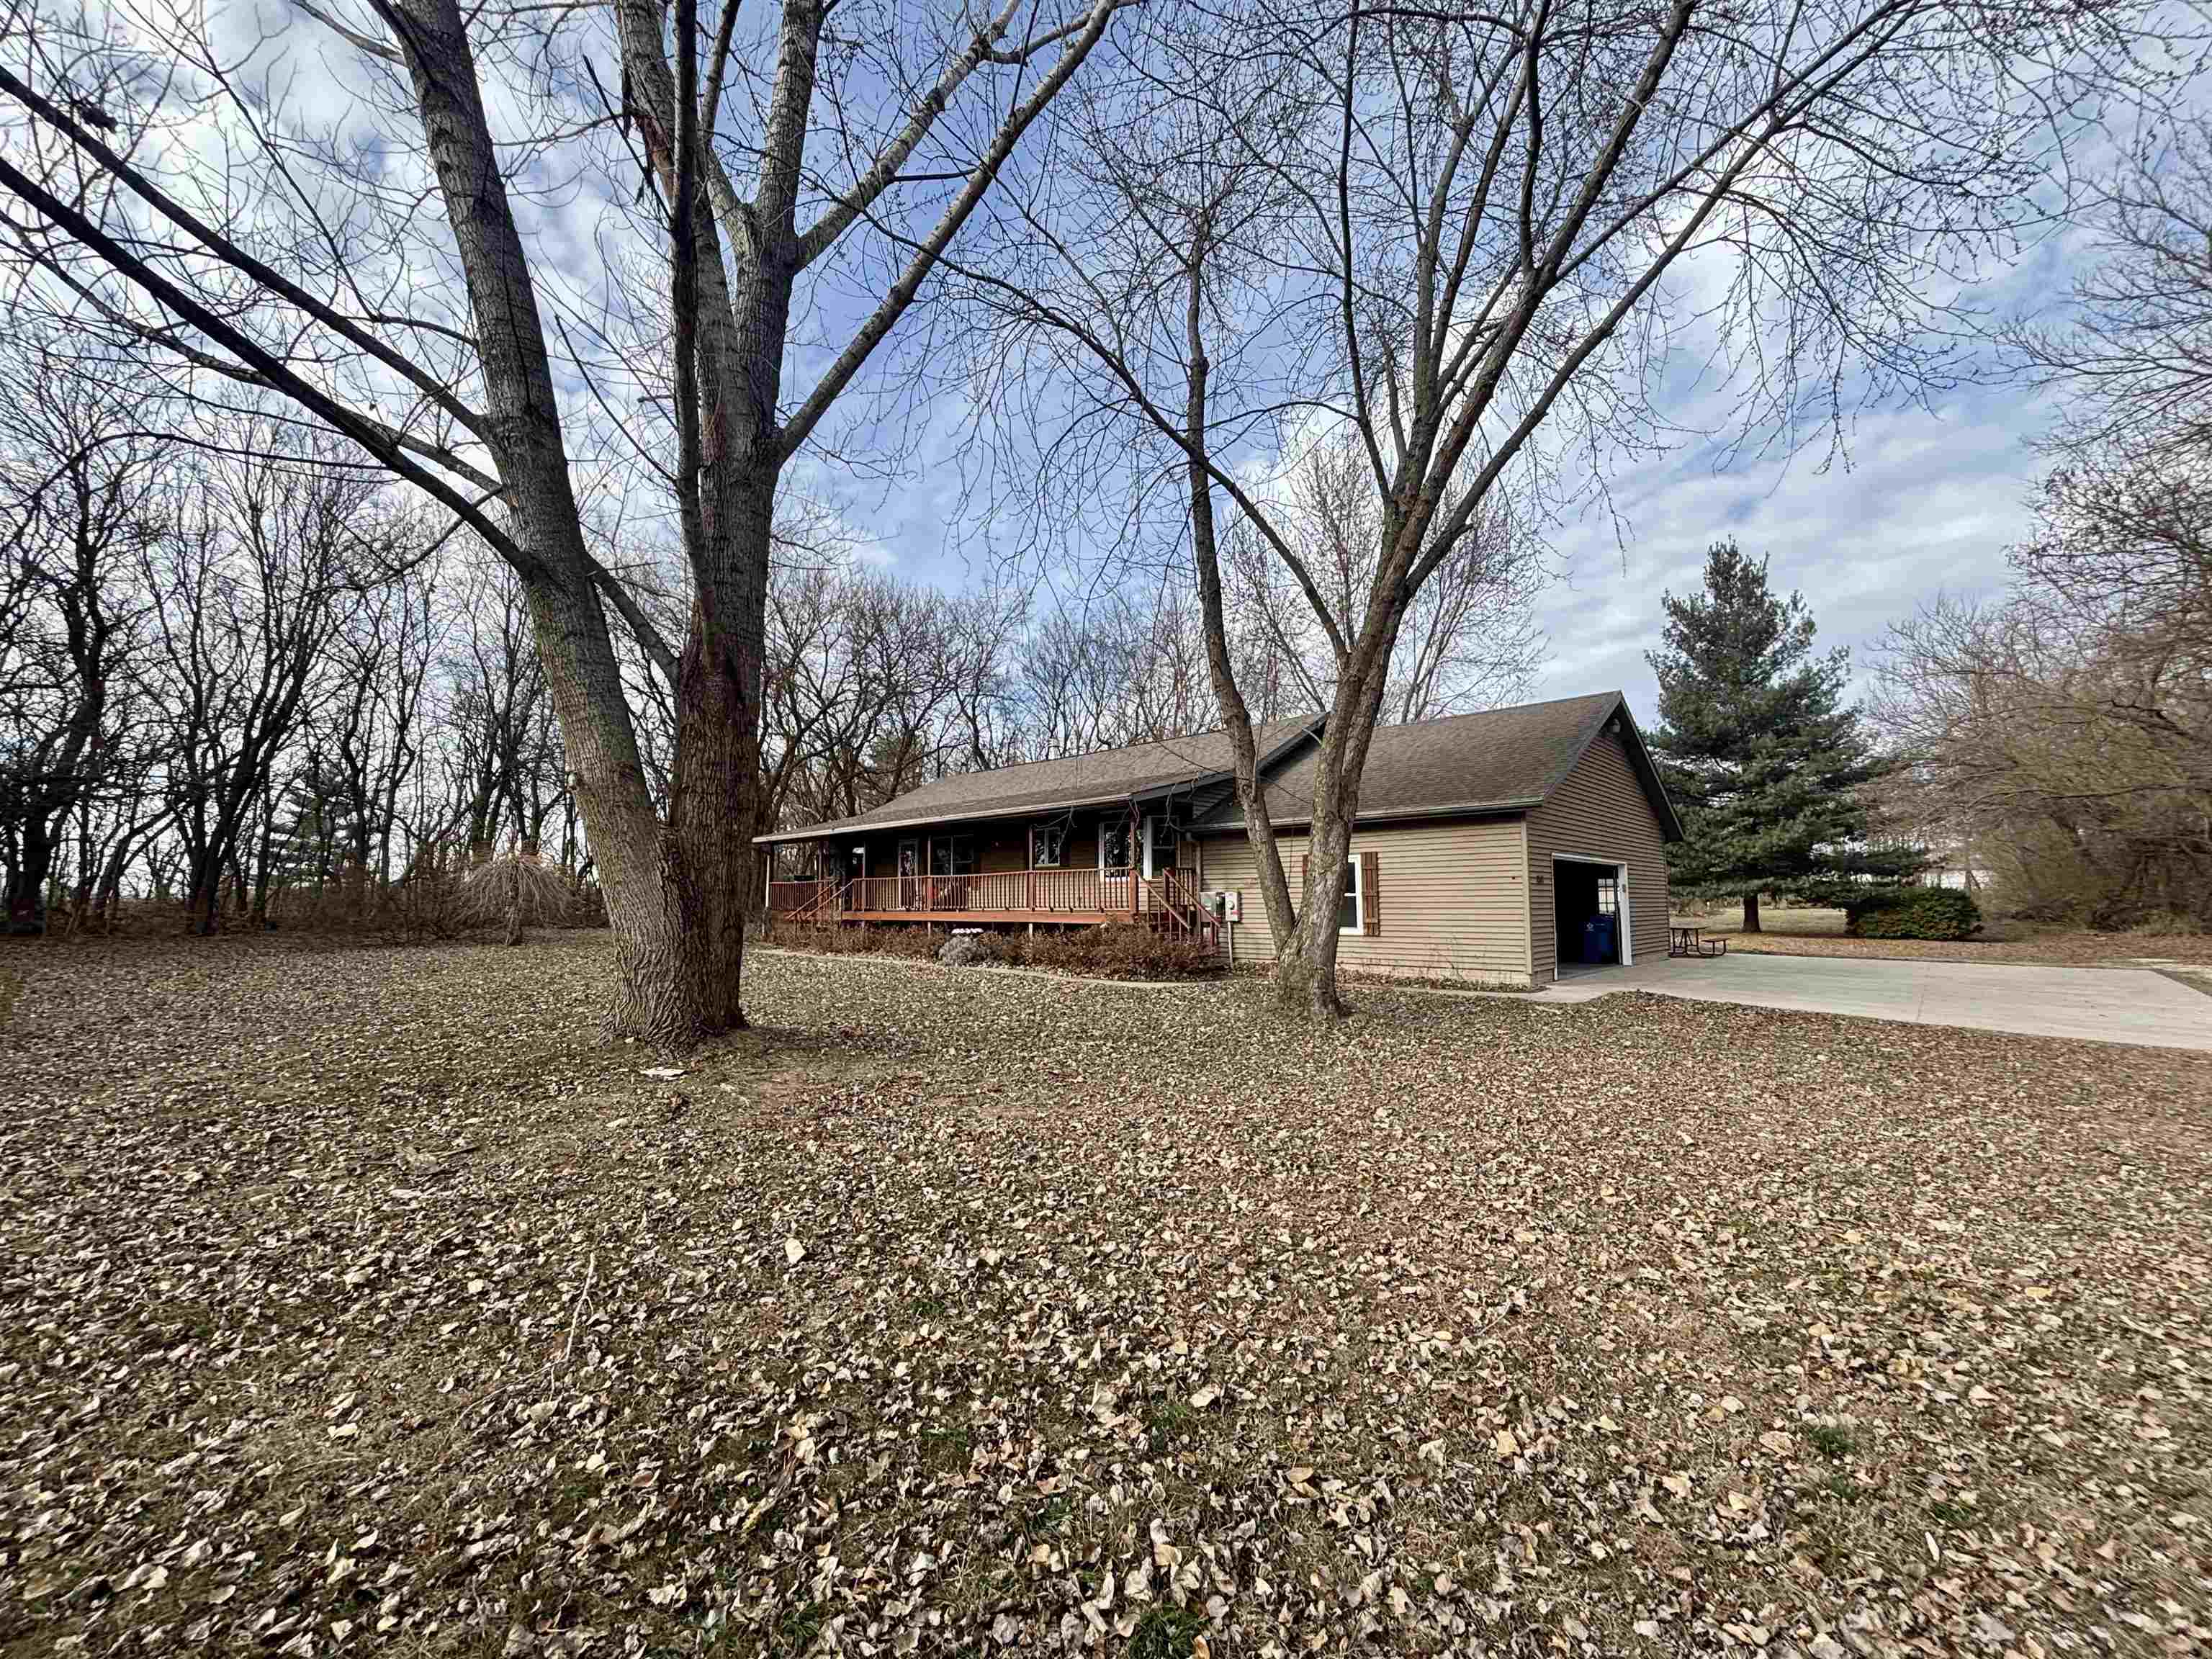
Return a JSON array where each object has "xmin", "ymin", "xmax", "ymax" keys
[{"xmin": 1, "ymin": 935, "xmax": 2207, "ymax": 1658}]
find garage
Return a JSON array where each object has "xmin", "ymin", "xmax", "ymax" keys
[{"xmin": 1551, "ymin": 856, "xmax": 1628, "ymax": 971}]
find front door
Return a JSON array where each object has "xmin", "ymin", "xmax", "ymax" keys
[
  {"xmin": 897, "ymin": 840, "xmax": 920, "ymax": 909},
  {"xmin": 1099, "ymin": 817, "xmax": 1135, "ymax": 910}
]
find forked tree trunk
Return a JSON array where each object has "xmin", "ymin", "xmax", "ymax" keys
[
  {"xmin": 186, "ymin": 863, "xmax": 221, "ymax": 935},
  {"xmin": 395, "ymin": 0, "xmax": 742, "ymax": 1046}
]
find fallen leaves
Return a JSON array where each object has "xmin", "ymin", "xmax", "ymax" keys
[{"xmin": 0, "ymin": 934, "xmax": 2206, "ymax": 1658}]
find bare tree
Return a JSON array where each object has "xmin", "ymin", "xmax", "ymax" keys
[
  {"xmin": 0, "ymin": 339, "xmax": 161, "ymax": 933},
  {"xmin": 2005, "ymin": 125, "xmax": 2212, "ymax": 464},
  {"xmin": 142, "ymin": 433, "xmax": 376, "ymax": 933},
  {"xmin": 323, "ymin": 562, "xmax": 444, "ymax": 902},
  {"xmin": 1876, "ymin": 126, "xmax": 2212, "ymax": 927},
  {"xmin": 1, "ymin": 0, "xmax": 1134, "ymax": 1040},
  {"xmin": 956, "ymin": 0, "xmax": 2164, "ymax": 1012},
  {"xmin": 1223, "ymin": 431, "xmax": 1544, "ymax": 724},
  {"xmin": 765, "ymin": 565, "xmax": 1028, "ymax": 835},
  {"xmin": 1874, "ymin": 584, "xmax": 2211, "ymax": 925}
]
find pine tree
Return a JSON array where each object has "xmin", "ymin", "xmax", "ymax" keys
[{"xmin": 1647, "ymin": 540, "xmax": 1920, "ymax": 930}]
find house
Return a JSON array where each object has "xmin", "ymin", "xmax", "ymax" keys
[{"xmin": 755, "ymin": 691, "xmax": 1681, "ymax": 986}]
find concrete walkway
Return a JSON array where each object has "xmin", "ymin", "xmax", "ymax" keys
[{"xmin": 1537, "ymin": 951, "xmax": 2212, "ymax": 1053}]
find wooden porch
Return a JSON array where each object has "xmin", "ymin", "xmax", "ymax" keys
[{"xmin": 768, "ymin": 866, "xmax": 1217, "ymax": 941}]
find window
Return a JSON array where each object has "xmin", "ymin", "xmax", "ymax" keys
[
  {"xmin": 929, "ymin": 835, "xmax": 976, "ymax": 876},
  {"xmin": 1033, "ymin": 824, "xmax": 1066, "ymax": 868},
  {"xmin": 1337, "ymin": 858, "xmax": 1361, "ymax": 935},
  {"xmin": 1596, "ymin": 873, "xmax": 1619, "ymax": 916},
  {"xmin": 1099, "ymin": 820, "xmax": 1134, "ymax": 871}
]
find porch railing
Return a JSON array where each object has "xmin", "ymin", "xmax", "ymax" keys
[
  {"xmin": 844, "ymin": 867, "xmax": 1143, "ymax": 915},
  {"xmin": 767, "ymin": 878, "xmax": 845, "ymax": 923},
  {"xmin": 777, "ymin": 864, "xmax": 1215, "ymax": 941}
]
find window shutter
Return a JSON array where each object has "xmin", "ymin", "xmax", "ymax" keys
[{"xmin": 1360, "ymin": 850, "xmax": 1380, "ymax": 936}]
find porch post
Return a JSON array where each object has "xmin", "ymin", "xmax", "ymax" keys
[{"xmin": 1128, "ymin": 802, "xmax": 1141, "ymax": 917}]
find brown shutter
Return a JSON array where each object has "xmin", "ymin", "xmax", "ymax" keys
[{"xmin": 1360, "ymin": 849, "xmax": 1380, "ymax": 936}]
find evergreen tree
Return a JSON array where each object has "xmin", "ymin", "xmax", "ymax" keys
[{"xmin": 1647, "ymin": 540, "xmax": 1921, "ymax": 930}]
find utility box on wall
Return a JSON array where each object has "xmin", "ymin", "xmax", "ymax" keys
[{"xmin": 1202, "ymin": 889, "xmax": 1242, "ymax": 923}]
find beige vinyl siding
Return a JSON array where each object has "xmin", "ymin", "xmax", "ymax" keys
[
  {"xmin": 1525, "ymin": 727, "xmax": 1669, "ymax": 979},
  {"xmin": 1197, "ymin": 818, "xmax": 1532, "ymax": 986}
]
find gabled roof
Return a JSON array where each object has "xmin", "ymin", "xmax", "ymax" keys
[
  {"xmin": 755, "ymin": 691, "xmax": 1681, "ymax": 846},
  {"xmin": 1191, "ymin": 691, "xmax": 1681, "ymax": 840},
  {"xmin": 752, "ymin": 716, "xmax": 1321, "ymax": 845}
]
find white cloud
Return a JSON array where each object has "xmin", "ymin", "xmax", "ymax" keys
[{"xmin": 1534, "ymin": 383, "xmax": 2042, "ymax": 717}]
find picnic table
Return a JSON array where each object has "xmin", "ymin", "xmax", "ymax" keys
[{"xmin": 1670, "ymin": 925, "xmax": 1728, "ymax": 959}]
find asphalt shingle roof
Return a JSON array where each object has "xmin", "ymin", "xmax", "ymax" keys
[
  {"xmin": 756, "ymin": 692, "xmax": 1679, "ymax": 843},
  {"xmin": 753, "ymin": 717, "xmax": 1318, "ymax": 844},
  {"xmin": 1193, "ymin": 692, "xmax": 1638, "ymax": 830}
]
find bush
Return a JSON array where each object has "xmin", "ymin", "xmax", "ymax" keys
[
  {"xmin": 768, "ymin": 920, "xmax": 1223, "ymax": 979},
  {"xmin": 1844, "ymin": 887, "xmax": 1982, "ymax": 940},
  {"xmin": 1013, "ymin": 924, "xmax": 1221, "ymax": 980}
]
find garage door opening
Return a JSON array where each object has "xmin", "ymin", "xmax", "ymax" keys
[{"xmin": 1552, "ymin": 856, "xmax": 1629, "ymax": 975}]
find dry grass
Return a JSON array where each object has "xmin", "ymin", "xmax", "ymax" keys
[
  {"xmin": 1676, "ymin": 904, "xmax": 1855, "ymax": 938},
  {"xmin": 1, "ymin": 935, "xmax": 2207, "ymax": 1658}
]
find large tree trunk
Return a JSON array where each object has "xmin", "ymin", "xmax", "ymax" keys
[
  {"xmin": 395, "ymin": 0, "xmax": 734, "ymax": 1046},
  {"xmin": 667, "ymin": 602, "xmax": 760, "ymax": 1032},
  {"xmin": 1277, "ymin": 812, "xmax": 1353, "ymax": 1017},
  {"xmin": 185, "ymin": 856, "xmax": 222, "ymax": 935},
  {"xmin": 5, "ymin": 822, "xmax": 53, "ymax": 935},
  {"xmin": 1743, "ymin": 890, "xmax": 1763, "ymax": 932}
]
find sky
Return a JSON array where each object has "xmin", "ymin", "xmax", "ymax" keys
[
  {"xmin": 25, "ymin": 0, "xmax": 2104, "ymax": 734},
  {"xmin": 852, "ymin": 370, "xmax": 2057, "ymax": 723},
  {"xmin": 1528, "ymin": 379, "xmax": 2049, "ymax": 715},
  {"xmin": 778, "ymin": 138, "xmax": 2090, "ymax": 730}
]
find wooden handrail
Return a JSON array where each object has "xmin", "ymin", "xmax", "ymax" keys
[{"xmin": 780, "ymin": 866, "xmax": 1229, "ymax": 950}]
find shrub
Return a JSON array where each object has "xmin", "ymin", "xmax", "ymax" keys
[
  {"xmin": 1844, "ymin": 886, "xmax": 1982, "ymax": 940},
  {"xmin": 769, "ymin": 920, "xmax": 1223, "ymax": 979},
  {"xmin": 1015, "ymin": 924, "xmax": 1221, "ymax": 980}
]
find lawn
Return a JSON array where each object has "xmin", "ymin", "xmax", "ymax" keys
[{"xmin": 1, "ymin": 936, "xmax": 2207, "ymax": 1658}]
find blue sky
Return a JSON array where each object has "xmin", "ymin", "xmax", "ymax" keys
[
  {"xmin": 1529, "ymin": 379, "xmax": 2048, "ymax": 714},
  {"xmin": 845, "ymin": 372, "xmax": 2054, "ymax": 722},
  {"xmin": 783, "ymin": 164, "xmax": 2087, "ymax": 729},
  {"xmin": 122, "ymin": 0, "xmax": 2099, "ymax": 729}
]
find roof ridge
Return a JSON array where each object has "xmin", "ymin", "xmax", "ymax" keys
[
  {"xmin": 1375, "ymin": 690, "xmax": 1619, "ymax": 733},
  {"xmin": 889, "ymin": 710, "xmax": 1321, "ymax": 782}
]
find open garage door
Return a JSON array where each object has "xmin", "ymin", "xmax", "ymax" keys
[{"xmin": 1552, "ymin": 855, "xmax": 1629, "ymax": 971}]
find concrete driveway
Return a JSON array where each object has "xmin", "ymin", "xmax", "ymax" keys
[{"xmin": 1541, "ymin": 951, "xmax": 2212, "ymax": 1052}]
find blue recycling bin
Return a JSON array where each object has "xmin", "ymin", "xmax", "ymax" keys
[{"xmin": 1582, "ymin": 914, "xmax": 1617, "ymax": 964}]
